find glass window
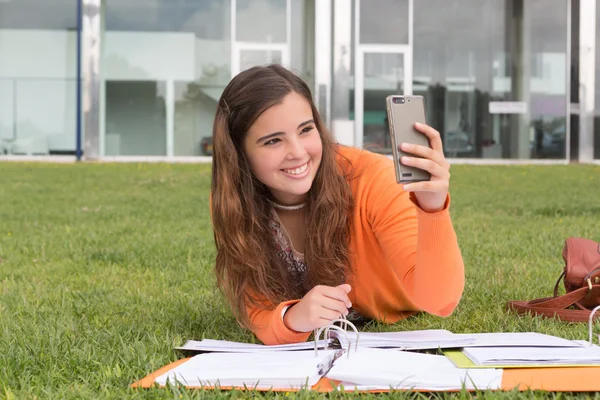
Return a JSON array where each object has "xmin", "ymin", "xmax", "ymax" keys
[
  {"xmin": 413, "ymin": 0, "xmax": 568, "ymax": 159},
  {"xmin": 0, "ymin": 0, "xmax": 78, "ymax": 156},
  {"xmin": 359, "ymin": 0, "xmax": 408, "ymax": 44},
  {"xmin": 104, "ymin": 0, "xmax": 231, "ymax": 157},
  {"xmin": 236, "ymin": 0, "xmax": 287, "ymax": 43},
  {"xmin": 528, "ymin": 0, "xmax": 568, "ymax": 160},
  {"xmin": 104, "ymin": 0, "xmax": 311, "ymax": 157},
  {"xmin": 595, "ymin": 3, "xmax": 600, "ymax": 159},
  {"xmin": 362, "ymin": 53, "xmax": 404, "ymax": 153}
]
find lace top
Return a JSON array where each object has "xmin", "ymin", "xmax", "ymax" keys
[
  {"xmin": 269, "ymin": 209, "xmax": 368, "ymax": 323},
  {"xmin": 269, "ymin": 211, "xmax": 309, "ymax": 292}
]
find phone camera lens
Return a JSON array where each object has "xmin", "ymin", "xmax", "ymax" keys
[{"xmin": 393, "ymin": 97, "xmax": 405, "ymax": 104}]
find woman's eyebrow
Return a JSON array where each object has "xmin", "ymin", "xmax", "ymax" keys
[
  {"xmin": 256, "ymin": 119, "xmax": 315, "ymax": 144},
  {"xmin": 256, "ymin": 132, "xmax": 283, "ymax": 144},
  {"xmin": 297, "ymin": 119, "xmax": 314, "ymax": 129}
]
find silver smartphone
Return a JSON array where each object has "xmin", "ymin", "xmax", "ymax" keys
[{"xmin": 386, "ymin": 95, "xmax": 432, "ymax": 183}]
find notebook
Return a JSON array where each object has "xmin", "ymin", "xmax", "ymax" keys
[{"xmin": 154, "ymin": 349, "xmax": 341, "ymax": 390}]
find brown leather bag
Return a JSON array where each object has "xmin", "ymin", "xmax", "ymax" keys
[{"xmin": 506, "ymin": 237, "xmax": 600, "ymax": 322}]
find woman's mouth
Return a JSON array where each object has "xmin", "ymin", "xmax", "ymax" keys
[{"xmin": 281, "ymin": 161, "xmax": 309, "ymax": 176}]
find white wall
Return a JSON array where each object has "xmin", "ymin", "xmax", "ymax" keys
[
  {"xmin": 105, "ymin": 32, "xmax": 231, "ymax": 83},
  {"xmin": 104, "ymin": 31, "xmax": 196, "ymax": 81},
  {"xmin": 0, "ymin": 29, "xmax": 77, "ymax": 79}
]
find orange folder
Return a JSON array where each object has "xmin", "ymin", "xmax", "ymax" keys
[{"xmin": 132, "ymin": 357, "xmax": 600, "ymax": 392}]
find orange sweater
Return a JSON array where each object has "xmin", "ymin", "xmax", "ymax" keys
[{"xmin": 247, "ymin": 145, "xmax": 465, "ymax": 345}]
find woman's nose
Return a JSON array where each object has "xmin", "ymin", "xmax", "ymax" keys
[{"xmin": 286, "ymin": 137, "xmax": 306, "ymax": 159}]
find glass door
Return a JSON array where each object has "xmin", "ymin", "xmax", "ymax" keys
[
  {"xmin": 233, "ymin": 45, "xmax": 289, "ymax": 77},
  {"xmin": 355, "ymin": 48, "xmax": 412, "ymax": 152},
  {"xmin": 352, "ymin": 0, "xmax": 413, "ymax": 152},
  {"xmin": 231, "ymin": 0, "xmax": 291, "ymax": 77}
]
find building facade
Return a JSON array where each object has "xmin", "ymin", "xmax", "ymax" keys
[{"xmin": 0, "ymin": 0, "xmax": 598, "ymax": 162}]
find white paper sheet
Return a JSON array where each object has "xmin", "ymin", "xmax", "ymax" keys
[
  {"xmin": 455, "ymin": 332, "xmax": 584, "ymax": 348},
  {"xmin": 155, "ymin": 349, "xmax": 341, "ymax": 389},
  {"xmin": 463, "ymin": 345, "xmax": 600, "ymax": 366},
  {"xmin": 327, "ymin": 347, "xmax": 503, "ymax": 391},
  {"xmin": 331, "ymin": 329, "xmax": 476, "ymax": 350},
  {"xmin": 176, "ymin": 338, "xmax": 331, "ymax": 352}
]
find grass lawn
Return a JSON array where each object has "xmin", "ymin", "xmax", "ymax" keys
[{"xmin": 1, "ymin": 160, "xmax": 600, "ymax": 399}]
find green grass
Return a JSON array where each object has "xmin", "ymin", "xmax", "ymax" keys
[{"xmin": 1, "ymin": 161, "xmax": 600, "ymax": 399}]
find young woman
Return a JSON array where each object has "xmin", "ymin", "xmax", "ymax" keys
[{"xmin": 211, "ymin": 64, "xmax": 464, "ymax": 345}]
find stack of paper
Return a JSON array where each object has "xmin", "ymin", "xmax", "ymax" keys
[
  {"xmin": 331, "ymin": 329, "xmax": 476, "ymax": 350},
  {"xmin": 456, "ymin": 332, "xmax": 584, "ymax": 348},
  {"xmin": 326, "ymin": 347, "xmax": 503, "ymax": 391},
  {"xmin": 155, "ymin": 349, "xmax": 341, "ymax": 389},
  {"xmin": 462, "ymin": 346, "xmax": 600, "ymax": 367},
  {"xmin": 176, "ymin": 338, "xmax": 332, "ymax": 353}
]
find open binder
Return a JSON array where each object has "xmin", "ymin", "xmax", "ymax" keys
[{"xmin": 133, "ymin": 311, "xmax": 600, "ymax": 392}]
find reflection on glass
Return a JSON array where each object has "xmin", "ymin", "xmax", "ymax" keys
[
  {"xmin": 240, "ymin": 50, "xmax": 282, "ymax": 73},
  {"xmin": 105, "ymin": 0, "xmax": 307, "ymax": 157},
  {"xmin": 105, "ymin": 0, "xmax": 231, "ymax": 156},
  {"xmin": 359, "ymin": 0, "xmax": 408, "ymax": 44},
  {"xmin": 0, "ymin": 80, "xmax": 14, "ymax": 143},
  {"xmin": 105, "ymin": 81, "xmax": 166, "ymax": 156},
  {"xmin": 237, "ymin": 0, "xmax": 287, "ymax": 43},
  {"xmin": 413, "ymin": 0, "xmax": 568, "ymax": 159},
  {"xmin": 595, "ymin": 2, "xmax": 600, "ymax": 159},
  {"xmin": 173, "ymin": 80, "xmax": 221, "ymax": 156},
  {"xmin": 362, "ymin": 53, "xmax": 403, "ymax": 154},
  {"xmin": 0, "ymin": 0, "xmax": 77, "ymax": 155},
  {"xmin": 527, "ymin": 0, "xmax": 568, "ymax": 159}
]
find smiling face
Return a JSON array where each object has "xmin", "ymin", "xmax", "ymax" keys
[{"xmin": 243, "ymin": 91, "xmax": 323, "ymax": 206}]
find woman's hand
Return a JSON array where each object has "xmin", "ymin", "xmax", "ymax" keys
[
  {"xmin": 399, "ymin": 122, "xmax": 450, "ymax": 213},
  {"xmin": 283, "ymin": 284, "xmax": 352, "ymax": 333}
]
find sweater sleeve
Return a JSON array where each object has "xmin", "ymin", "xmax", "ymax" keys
[
  {"xmin": 246, "ymin": 298, "xmax": 311, "ymax": 345},
  {"xmin": 364, "ymin": 158, "xmax": 465, "ymax": 316}
]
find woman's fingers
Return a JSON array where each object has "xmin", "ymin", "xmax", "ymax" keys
[
  {"xmin": 401, "ymin": 156, "xmax": 449, "ymax": 179},
  {"xmin": 318, "ymin": 285, "xmax": 352, "ymax": 308},
  {"xmin": 402, "ymin": 179, "xmax": 449, "ymax": 193},
  {"xmin": 413, "ymin": 122, "xmax": 443, "ymax": 153},
  {"xmin": 319, "ymin": 296, "xmax": 350, "ymax": 317},
  {"xmin": 319, "ymin": 308, "xmax": 348, "ymax": 323},
  {"xmin": 400, "ymin": 142, "xmax": 448, "ymax": 169}
]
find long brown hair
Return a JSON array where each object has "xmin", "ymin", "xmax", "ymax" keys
[{"xmin": 211, "ymin": 64, "xmax": 353, "ymax": 329}]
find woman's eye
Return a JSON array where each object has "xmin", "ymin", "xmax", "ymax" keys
[
  {"xmin": 264, "ymin": 138, "xmax": 281, "ymax": 146},
  {"xmin": 301, "ymin": 126, "xmax": 314, "ymax": 134}
]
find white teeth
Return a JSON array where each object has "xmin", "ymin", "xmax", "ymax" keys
[{"xmin": 283, "ymin": 163, "xmax": 308, "ymax": 175}]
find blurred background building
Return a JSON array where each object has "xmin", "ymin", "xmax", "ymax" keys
[{"xmin": 0, "ymin": 0, "xmax": 598, "ymax": 162}]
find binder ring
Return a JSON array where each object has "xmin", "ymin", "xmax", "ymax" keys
[
  {"xmin": 588, "ymin": 305, "xmax": 600, "ymax": 345},
  {"xmin": 313, "ymin": 315, "xmax": 360, "ymax": 359}
]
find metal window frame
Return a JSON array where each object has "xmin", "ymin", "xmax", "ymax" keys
[
  {"xmin": 578, "ymin": 0, "xmax": 596, "ymax": 162},
  {"xmin": 81, "ymin": 0, "xmax": 101, "ymax": 160},
  {"xmin": 353, "ymin": 0, "xmax": 413, "ymax": 149},
  {"xmin": 230, "ymin": 0, "xmax": 291, "ymax": 78}
]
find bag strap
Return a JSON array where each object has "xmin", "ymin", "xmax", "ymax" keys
[{"xmin": 506, "ymin": 285, "xmax": 600, "ymax": 322}]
